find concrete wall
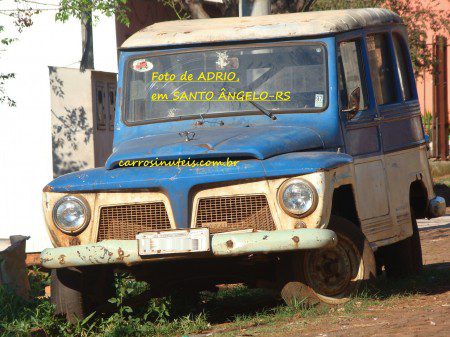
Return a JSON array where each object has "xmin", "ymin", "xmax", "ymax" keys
[
  {"xmin": 50, "ymin": 68, "xmax": 96, "ymax": 177},
  {"xmin": 0, "ymin": 1, "xmax": 118, "ymax": 252},
  {"xmin": 50, "ymin": 68, "xmax": 116, "ymax": 177}
]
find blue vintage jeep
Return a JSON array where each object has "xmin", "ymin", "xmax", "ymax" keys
[{"xmin": 41, "ymin": 8, "xmax": 445, "ymax": 319}]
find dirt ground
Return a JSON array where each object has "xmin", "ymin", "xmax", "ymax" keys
[
  {"xmin": 279, "ymin": 214, "xmax": 450, "ymax": 337},
  {"xmin": 214, "ymin": 212, "xmax": 450, "ymax": 337}
]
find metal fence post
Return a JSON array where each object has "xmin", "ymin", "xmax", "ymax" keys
[{"xmin": 433, "ymin": 36, "xmax": 449, "ymax": 160}]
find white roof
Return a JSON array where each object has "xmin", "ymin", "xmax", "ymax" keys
[{"xmin": 121, "ymin": 8, "xmax": 402, "ymax": 49}]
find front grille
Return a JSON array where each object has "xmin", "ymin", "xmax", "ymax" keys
[
  {"xmin": 97, "ymin": 202, "xmax": 171, "ymax": 241},
  {"xmin": 195, "ymin": 195, "xmax": 276, "ymax": 233}
]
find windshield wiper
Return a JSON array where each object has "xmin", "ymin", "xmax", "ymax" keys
[{"xmin": 247, "ymin": 100, "xmax": 277, "ymax": 120}]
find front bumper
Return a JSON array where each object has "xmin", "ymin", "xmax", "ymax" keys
[
  {"xmin": 428, "ymin": 196, "xmax": 446, "ymax": 218},
  {"xmin": 40, "ymin": 228, "xmax": 337, "ymax": 269}
]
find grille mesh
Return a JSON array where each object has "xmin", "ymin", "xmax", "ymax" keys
[
  {"xmin": 97, "ymin": 202, "xmax": 171, "ymax": 241},
  {"xmin": 195, "ymin": 195, "xmax": 276, "ymax": 233}
]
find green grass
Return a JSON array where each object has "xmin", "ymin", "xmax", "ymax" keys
[
  {"xmin": 1, "ymin": 267, "xmax": 449, "ymax": 337},
  {"xmin": 0, "ymin": 271, "xmax": 210, "ymax": 337},
  {"xmin": 212, "ymin": 267, "xmax": 450, "ymax": 336},
  {"xmin": 430, "ymin": 160, "xmax": 450, "ymax": 180},
  {"xmin": 434, "ymin": 176, "xmax": 450, "ymax": 186}
]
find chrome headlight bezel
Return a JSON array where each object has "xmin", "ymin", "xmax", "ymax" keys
[
  {"xmin": 278, "ymin": 178, "xmax": 318, "ymax": 218},
  {"xmin": 52, "ymin": 195, "xmax": 91, "ymax": 234}
]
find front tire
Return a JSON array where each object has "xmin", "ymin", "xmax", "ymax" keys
[
  {"xmin": 281, "ymin": 216, "xmax": 376, "ymax": 306},
  {"xmin": 51, "ymin": 267, "xmax": 115, "ymax": 322}
]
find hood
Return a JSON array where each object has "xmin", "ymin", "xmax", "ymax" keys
[
  {"xmin": 106, "ymin": 125, "xmax": 324, "ymax": 169},
  {"xmin": 49, "ymin": 152, "xmax": 352, "ymax": 193},
  {"xmin": 48, "ymin": 151, "xmax": 352, "ymax": 228}
]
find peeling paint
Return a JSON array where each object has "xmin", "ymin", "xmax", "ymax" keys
[
  {"xmin": 58, "ymin": 254, "xmax": 65, "ymax": 265},
  {"xmin": 121, "ymin": 9, "xmax": 400, "ymax": 50},
  {"xmin": 197, "ymin": 143, "xmax": 214, "ymax": 151},
  {"xmin": 40, "ymin": 257, "xmax": 53, "ymax": 263},
  {"xmin": 116, "ymin": 247, "xmax": 130, "ymax": 262},
  {"xmin": 68, "ymin": 237, "xmax": 80, "ymax": 246},
  {"xmin": 212, "ymin": 229, "xmax": 337, "ymax": 256},
  {"xmin": 40, "ymin": 229, "xmax": 338, "ymax": 268},
  {"xmin": 42, "ymin": 185, "xmax": 53, "ymax": 192}
]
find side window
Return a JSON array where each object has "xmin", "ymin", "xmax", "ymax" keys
[
  {"xmin": 392, "ymin": 34, "xmax": 412, "ymax": 101},
  {"xmin": 366, "ymin": 34, "xmax": 396, "ymax": 105},
  {"xmin": 338, "ymin": 40, "xmax": 368, "ymax": 111}
]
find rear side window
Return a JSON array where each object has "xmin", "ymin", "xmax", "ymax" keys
[
  {"xmin": 392, "ymin": 34, "xmax": 412, "ymax": 101},
  {"xmin": 366, "ymin": 34, "xmax": 396, "ymax": 105},
  {"xmin": 338, "ymin": 40, "xmax": 368, "ymax": 110}
]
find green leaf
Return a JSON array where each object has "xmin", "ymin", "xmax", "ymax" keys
[{"xmin": 81, "ymin": 311, "xmax": 96, "ymax": 326}]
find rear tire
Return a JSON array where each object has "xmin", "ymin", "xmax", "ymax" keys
[
  {"xmin": 51, "ymin": 267, "xmax": 115, "ymax": 322},
  {"xmin": 380, "ymin": 210, "xmax": 423, "ymax": 278},
  {"xmin": 280, "ymin": 216, "xmax": 376, "ymax": 306}
]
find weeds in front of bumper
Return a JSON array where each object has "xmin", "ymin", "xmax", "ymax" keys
[
  {"xmin": 1, "ymin": 268, "xmax": 449, "ymax": 336},
  {"xmin": 0, "ymin": 271, "xmax": 210, "ymax": 337}
]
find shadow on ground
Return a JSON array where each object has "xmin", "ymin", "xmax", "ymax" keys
[
  {"xmin": 174, "ymin": 264, "xmax": 450, "ymax": 325},
  {"xmin": 365, "ymin": 264, "xmax": 450, "ymax": 299}
]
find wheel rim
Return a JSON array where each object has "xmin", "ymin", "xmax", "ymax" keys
[{"xmin": 303, "ymin": 234, "xmax": 363, "ymax": 298}]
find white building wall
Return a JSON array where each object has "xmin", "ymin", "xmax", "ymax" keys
[{"xmin": 0, "ymin": 1, "xmax": 118, "ymax": 252}]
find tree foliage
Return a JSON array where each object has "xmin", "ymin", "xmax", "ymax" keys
[
  {"xmin": 56, "ymin": 0, "xmax": 131, "ymax": 25},
  {"xmin": 156, "ymin": 0, "xmax": 449, "ymax": 75},
  {"xmin": 313, "ymin": 0, "xmax": 450, "ymax": 75},
  {"xmin": 0, "ymin": 26, "xmax": 16, "ymax": 106},
  {"xmin": 0, "ymin": 2, "xmax": 42, "ymax": 106}
]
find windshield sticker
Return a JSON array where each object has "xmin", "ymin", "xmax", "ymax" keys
[
  {"xmin": 216, "ymin": 52, "xmax": 230, "ymax": 70},
  {"xmin": 315, "ymin": 94, "xmax": 324, "ymax": 108},
  {"xmin": 215, "ymin": 52, "xmax": 239, "ymax": 70},
  {"xmin": 132, "ymin": 59, "xmax": 153, "ymax": 72},
  {"xmin": 167, "ymin": 108, "xmax": 179, "ymax": 118}
]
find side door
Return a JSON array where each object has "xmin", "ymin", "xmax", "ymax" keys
[
  {"xmin": 374, "ymin": 31, "xmax": 425, "ymax": 235},
  {"xmin": 337, "ymin": 33, "xmax": 393, "ymax": 241}
]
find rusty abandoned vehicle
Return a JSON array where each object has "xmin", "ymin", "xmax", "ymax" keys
[{"xmin": 40, "ymin": 9, "xmax": 446, "ymax": 320}]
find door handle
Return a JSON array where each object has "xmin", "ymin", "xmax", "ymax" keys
[{"xmin": 373, "ymin": 116, "xmax": 384, "ymax": 122}]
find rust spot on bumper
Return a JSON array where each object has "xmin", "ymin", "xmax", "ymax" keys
[
  {"xmin": 292, "ymin": 236, "xmax": 300, "ymax": 244},
  {"xmin": 40, "ymin": 257, "xmax": 53, "ymax": 264},
  {"xmin": 58, "ymin": 254, "xmax": 66, "ymax": 265},
  {"xmin": 116, "ymin": 247, "xmax": 130, "ymax": 262},
  {"xmin": 226, "ymin": 240, "xmax": 234, "ymax": 248}
]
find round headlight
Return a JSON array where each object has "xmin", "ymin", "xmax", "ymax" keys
[
  {"xmin": 279, "ymin": 179, "xmax": 317, "ymax": 217},
  {"xmin": 52, "ymin": 196, "xmax": 90, "ymax": 234}
]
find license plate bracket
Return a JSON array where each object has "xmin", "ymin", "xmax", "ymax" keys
[{"xmin": 136, "ymin": 228, "xmax": 210, "ymax": 256}]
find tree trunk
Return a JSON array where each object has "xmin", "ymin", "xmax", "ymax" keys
[
  {"xmin": 240, "ymin": 0, "xmax": 271, "ymax": 16},
  {"xmin": 80, "ymin": 11, "xmax": 94, "ymax": 71},
  {"xmin": 184, "ymin": 0, "xmax": 210, "ymax": 19}
]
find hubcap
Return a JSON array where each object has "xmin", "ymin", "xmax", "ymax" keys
[{"xmin": 304, "ymin": 235, "xmax": 361, "ymax": 297}]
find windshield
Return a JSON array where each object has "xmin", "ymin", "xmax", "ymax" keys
[{"xmin": 125, "ymin": 43, "xmax": 328, "ymax": 124}]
